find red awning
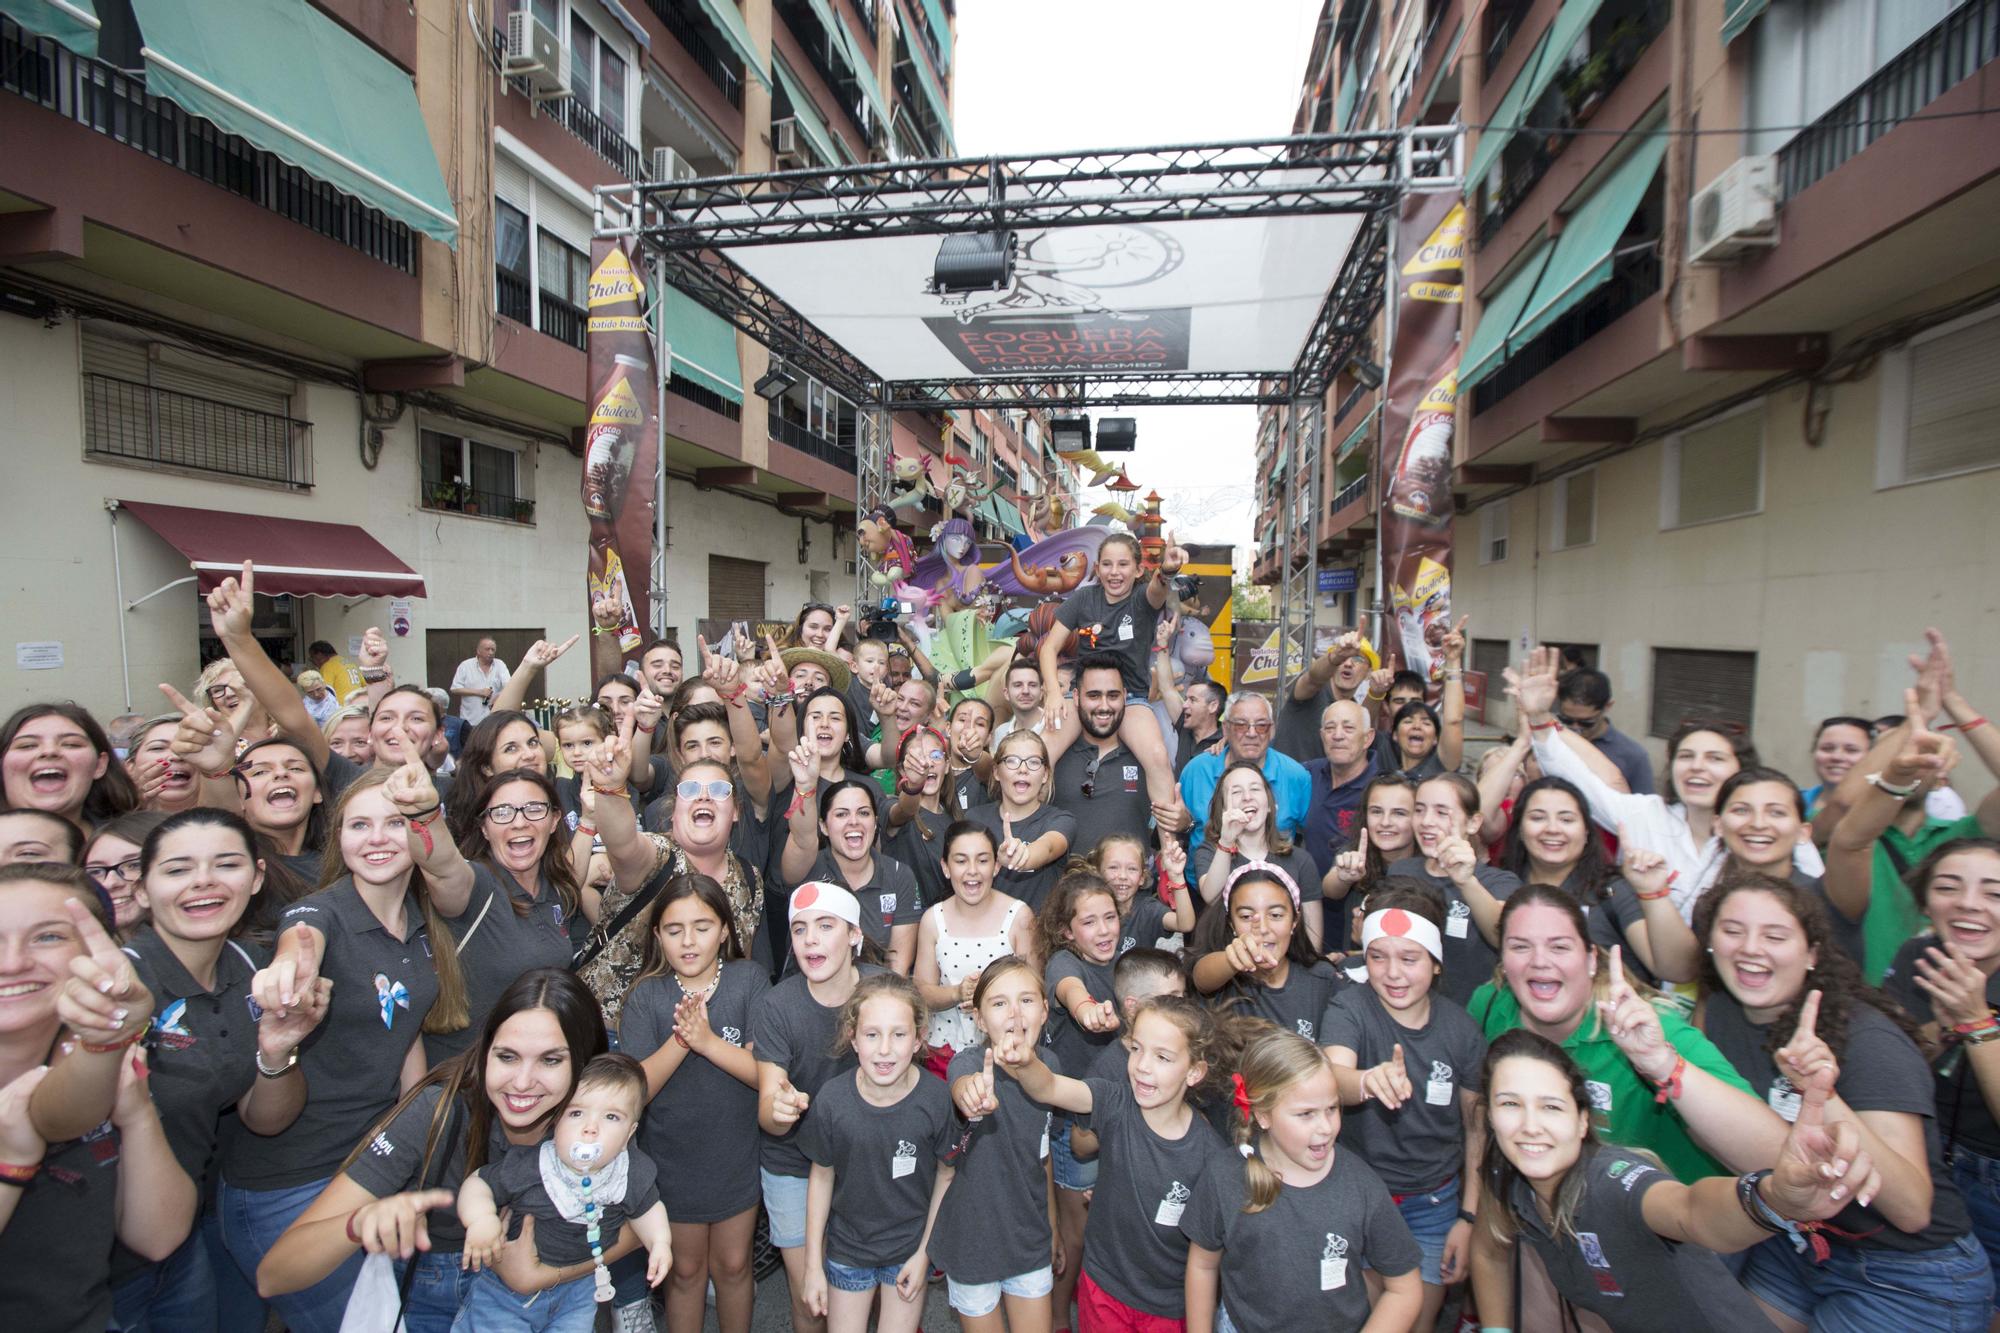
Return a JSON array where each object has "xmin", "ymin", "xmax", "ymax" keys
[{"xmin": 119, "ymin": 500, "xmax": 427, "ymax": 599}]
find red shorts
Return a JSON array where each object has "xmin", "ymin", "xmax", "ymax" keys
[{"xmin": 1076, "ymin": 1271, "xmax": 1185, "ymax": 1333}]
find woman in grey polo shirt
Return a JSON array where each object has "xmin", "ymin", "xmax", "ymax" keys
[
  {"xmin": 258, "ymin": 968, "xmax": 620, "ymax": 1333},
  {"xmin": 215, "ymin": 756, "xmax": 476, "ymax": 1333}
]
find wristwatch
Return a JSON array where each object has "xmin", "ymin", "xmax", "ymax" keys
[{"xmin": 256, "ymin": 1046, "xmax": 299, "ymax": 1079}]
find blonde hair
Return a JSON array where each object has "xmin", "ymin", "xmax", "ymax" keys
[
  {"xmin": 1234, "ymin": 1029, "xmax": 1336, "ymax": 1213},
  {"xmin": 321, "ymin": 704, "xmax": 371, "ymax": 741},
  {"xmin": 833, "ymin": 972, "xmax": 930, "ymax": 1054},
  {"xmin": 319, "ymin": 767, "xmax": 470, "ymax": 1034}
]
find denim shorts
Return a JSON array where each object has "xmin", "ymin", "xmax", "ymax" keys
[
  {"xmin": 947, "ymin": 1265, "xmax": 1054, "ymax": 1317},
  {"xmin": 1952, "ymin": 1148, "xmax": 2000, "ymax": 1309},
  {"xmin": 825, "ymin": 1258, "xmax": 902, "ymax": 1293},
  {"xmin": 760, "ymin": 1168, "xmax": 809, "ymax": 1250},
  {"xmin": 450, "ymin": 1268, "xmax": 595, "ymax": 1332},
  {"xmin": 1740, "ymin": 1230, "xmax": 1994, "ymax": 1332},
  {"xmin": 1051, "ymin": 1119, "xmax": 1098, "ymax": 1193},
  {"xmin": 1389, "ymin": 1177, "xmax": 1461, "ymax": 1287}
]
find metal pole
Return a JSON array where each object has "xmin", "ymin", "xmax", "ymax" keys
[
  {"xmin": 1371, "ymin": 208, "xmax": 1399, "ymax": 651},
  {"xmin": 106, "ymin": 501, "xmax": 132, "ymax": 713},
  {"xmin": 650, "ymin": 247, "xmax": 670, "ymax": 643},
  {"xmin": 1275, "ymin": 397, "xmax": 1301, "ymax": 703}
]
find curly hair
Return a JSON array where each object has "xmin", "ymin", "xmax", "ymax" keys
[{"xmin": 1692, "ymin": 869, "xmax": 1923, "ymax": 1059}]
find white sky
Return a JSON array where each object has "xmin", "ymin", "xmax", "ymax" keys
[{"xmin": 951, "ymin": 0, "xmax": 1324, "ymax": 558}]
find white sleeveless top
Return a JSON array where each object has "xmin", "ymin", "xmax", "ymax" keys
[{"xmin": 926, "ymin": 898, "xmax": 1024, "ymax": 1053}]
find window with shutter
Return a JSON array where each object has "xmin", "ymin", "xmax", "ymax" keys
[
  {"xmin": 1648, "ymin": 648, "xmax": 1757, "ymax": 739},
  {"xmin": 1666, "ymin": 403, "xmax": 1763, "ymax": 528},
  {"xmin": 1551, "ymin": 470, "xmax": 1595, "ymax": 550},
  {"xmin": 1901, "ymin": 308, "xmax": 2000, "ymax": 482},
  {"xmin": 1479, "ymin": 501, "xmax": 1509, "ymax": 564},
  {"xmin": 708, "ymin": 556, "xmax": 768, "ymax": 621},
  {"xmin": 80, "ymin": 326, "xmax": 307, "ymax": 488},
  {"xmin": 1471, "ymin": 638, "xmax": 1510, "ymax": 685}
]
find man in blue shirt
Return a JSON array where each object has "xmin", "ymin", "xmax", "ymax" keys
[
  {"xmin": 1300, "ymin": 698, "xmax": 1379, "ymax": 922},
  {"xmin": 1180, "ymin": 691, "xmax": 1312, "ymax": 850},
  {"xmin": 1556, "ymin": 668, "xmax": 1655, "ymax": 795}
]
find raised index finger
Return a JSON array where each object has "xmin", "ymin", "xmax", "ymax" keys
[
  {"xmin": 158, "ymin": 682, "xmax": 203, "ymax": 718},
  {"xmin": 697, "ymin": 635, "xmax": 712, "ymax": 666},
  {"xmin": 239, "ymin": 559, "xmax": 255, "ymax": 600},
  {"xmin": 1608, "ymin": 944, "xmax": 1627, "ymax": 993},
  {"xmin": 1794, "ymin": 988, "xmax": 1822, "ymax": 1040}
]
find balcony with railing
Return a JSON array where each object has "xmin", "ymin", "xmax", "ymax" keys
[
  {"xmin": 1470, "ymin": 248, "xmax": 1662, "ymax": 416},
  {"xmin": 1476, "ymin": 0, "xmax": 1670, "ymax": 246},
  {"xmin": 1330, "ymin": 472, "xmax": 1369, "ymax": 514},
  {"xmin": 549, "ymin": 93, "xmax": 644, "ymax": 179},
  {"xmin": 906, "ymin": 0, "xmax": 946, "ymax": 73},
  {"xmin": 2, "ymin": 18, "xmax": 414, "ymax": 272},
  {"xmin": 778, "ymin": 0, "xmax": 872, "ymax": 139},
  {"xmin": 769, "ymin": 407, "xmax": 859, "ymax": 472},
  {"xmin": 642, "ymin": 0, "xmax": 745, "ymax": 110},
  {"xmin": 84, "ymin": 374, "xmax": 314, "ymax": 489},
  {"xmin": 538, "ymin": 292, "xmax": 587, "ymax": 349},
  {"xmin": 420, "ymin": 479, "xmax": 536, "ymax": 524},
  {"xmin": 1776, "ymin": 0, "xmax": 2000, "ymax": 202},
  {"xmin": 853, "ymin": 0, "xmax": 880, "ymax": 48},
  {"xmin": 496, "ymin": 268, "xmax": 532, "ymax": 324}
]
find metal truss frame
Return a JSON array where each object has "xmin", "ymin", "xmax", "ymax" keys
[{"xmin": 593, "ymin": 127, "xmax": 1461, "ymax": 666}]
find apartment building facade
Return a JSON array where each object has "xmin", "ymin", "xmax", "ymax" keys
[
  {"xmin": 1256, "ymin": 0, "xmax": 2000, "ymax": 782},
  {"xmin": 0, "ymin": 0, "xmax": 1031, "ymax": 717}
]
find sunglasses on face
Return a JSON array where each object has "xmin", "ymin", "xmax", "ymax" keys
[
  {"xmin": 482, "ymin": 801, "xmax": 553, "ymax": 825},
  {"xmin": 676, "ymin": 779, "xmax": 733, "ymax": 801}
]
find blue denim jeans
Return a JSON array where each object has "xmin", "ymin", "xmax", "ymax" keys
[
  {"xmin": 1740, "ymin": 1230, "xmax": 1994, "ymax": 1333},
  {"xmin": 449, "ymin": 1268, "xmax": 597, "ymax": 1332},
  {"xmin": 404, "ymin": 1249, "xmax": 474, "ymax": 1333},
  {"xmin": 203, "ymin": 1196, "xmax": 267, "ymax": 1332},
  {"xmin": 1952, "ymin": 1149, "xmax": 2000, "ymax": 1310},
  {"xmin": 215, "ymin": 1177, "xmax": 364, "ymax": 1333},
  {"xmin": 111, "ymin": 1226, "xmax": 218, "ymax": 1332}
]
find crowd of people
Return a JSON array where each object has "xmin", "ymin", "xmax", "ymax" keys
[{"xmin": 5, "ymin": 535, "xmax": 2000, "ymax": 1333}]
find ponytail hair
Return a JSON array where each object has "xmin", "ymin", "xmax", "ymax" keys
[
  {"xmin": 1234, "ymin": 1029, "xmax": 1336, "ymax": 1213},
  {"xmin": 321, "ymin": 767, "xmax": 471, "ymax": 1035}
]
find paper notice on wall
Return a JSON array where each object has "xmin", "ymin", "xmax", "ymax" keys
[
  {"xmin": 15, "ymin": 642, "xmax": 62, "ymax": 670},
  {"xmin": 348, "ymin": 636, "xmax": 364, "ymax": 658},
  {"xmin": 389, "ymin": 600, "xmax": 413, "ymax": 638}
]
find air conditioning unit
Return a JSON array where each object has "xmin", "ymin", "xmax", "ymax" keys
[
  {"xmin": 771, "ymin": 118, "xmax": 799, "ymax": 158},
  {"xmin": 504, "ymin": 9, "xmax": 569, "ymax": 101},
  {"xmin": 651, "ymin": 146, "xmax": 697, "ymax": 183},
  {"xmin": 1689, "ymin": 155, "xmax": 1778, "ymax": 264}
]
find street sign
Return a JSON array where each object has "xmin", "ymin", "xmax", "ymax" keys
[{"xmin": 1317, "ymin": 568, "xmax": 1359, "ymax": 593}]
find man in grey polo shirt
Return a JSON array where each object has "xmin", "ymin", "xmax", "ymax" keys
[
  {"xmin": 1557, "ymin": 668, "xmax": 1656, "ymax": 795},
  {"xmin": 1047, "ymin": 652, "xmax": 1191, "ymax": 858}
]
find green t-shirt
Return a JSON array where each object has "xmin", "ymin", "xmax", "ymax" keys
[
  {"xmin": 1864, "ymin": 816, "xmax": 1983, "ymax": 984},
  {"xmin": 1468, "ymin": 983, "xmax": 1754, "ymax": 1184}
]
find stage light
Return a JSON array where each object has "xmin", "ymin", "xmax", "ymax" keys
[
  {"xmin": 1096, "ymin": 417, "xmax": 1137, "ymax": 452},
  {"xmin": 1351, "ymin": 357, "xmax": 1384, "ymax": 390},
  {"xmin": 1050, "ymin": 415, "xmax": 1091, "ymax": 452},
  {"xmin": 753, "ymin": 360, "xmax": 799, "ymax": 400},
  {"xmin": 930, "ymin": 230, "xmax": 1017, "ymax": 294}
]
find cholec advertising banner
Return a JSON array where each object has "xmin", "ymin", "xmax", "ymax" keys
[
  {"xmin": 1378, "ymin": 192, "xmax": 1464, "ymax": 684},
  {"xmin": 582, "ymin": 239, "xmax": 657, "ymax": 655}
]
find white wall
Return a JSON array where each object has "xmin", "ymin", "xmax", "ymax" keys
[
  {"xmin": 0, "ymin": 316, "xmax": 596, "ymax": 719},
  {"xmin": 655, "ymin": 474, "xmax": 848, "ymax": 644},
  {"xmin": 1454, "ymin": 362, "xmax": 2000, "ymax": 801}
]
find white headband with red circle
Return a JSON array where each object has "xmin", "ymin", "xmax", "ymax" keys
[{"xmin": 1360, "ymin": 907, "xmax": 1444, "ymax": 963}]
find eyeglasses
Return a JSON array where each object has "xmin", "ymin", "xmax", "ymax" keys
[
  {"xmin": 206, "ymin": 684, "xmax": 240, "ymax": 704},
  {"xmin": 86, "ymin": 857, "xmax": 143, "ymax": 885},
  {"xmin": 1229, "ymin": 719, "xmax": 1274, "ymax": 735},
  {"xmin": 998, "ymin": 754, "xmax": 1046, "ymax": 773},
  {"xmin": 676, "ymin": 779, "xmax": 733, "ymax": 802},
  {"xmin": 1079, "ymin": 750, "xmax": 1105, "ymax": 799},
  {"xmin": 482, "ymin": 801, "xmax": 553, "ymax": 825}
]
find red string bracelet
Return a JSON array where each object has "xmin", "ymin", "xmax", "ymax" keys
[{"xmin": 1649, "ymin": 1054, "xmax": 1687, "ymax": 1104}]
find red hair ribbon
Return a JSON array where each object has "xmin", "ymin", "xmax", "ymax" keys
[{"xmin": 1231, "ymin": 1072, "xmax": 1252, "ymax": 1124}]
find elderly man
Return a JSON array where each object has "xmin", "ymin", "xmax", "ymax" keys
[
  {"xmin": 449, "ymin": 636, "xmax": 510, "ymax": 727},
  {"xmin": 1300, "ymin": 698, "xmax": 1378, "ymax": 944},
  {"xmin": 1178, "ymin": 691, "xmax": 1312, "ymax": 851}
]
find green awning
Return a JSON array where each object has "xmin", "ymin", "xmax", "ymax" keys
[
  {"xmin": 1458, "ymin": 239, "xmax": 1553, "ymax": 390},
  {"xmin": 694, "ymin": 0, "xmax": 769, "ymax": 89},
  {"xmin": 1335, "ymin": 406, "xmax": 1379, "ymax": 462},
  {"xmin": 2, "ymin": 0, "xmax": 98, "ymax": 56},
  {"xmin": 1722, "ymin": 0, "xmax": 1770, "ymax": 44},
  {"xmin": 1464, "ymin": 27, "xmax": 1551, "ymax": 193},
  {"xmin": 977, "ymin": 496, "xmax": 1003, "ymax": 528},
  {"xmin": 1508, "ymin": 135, "xmax": 1664, "ymax": 348},
  {"xmin": 662, "ymin": 287, "xmax": 743, "ymax": 404},
  {"xmin": 920, "ymin": 0, "xmax": 951, "ymax": 71},
  {"xmin": 1422, "ymin": 21, "xmax": 1466, "ymax": 113},
  {"xmin": 130, "ymin": 0, "xmax": 457, "ymax": 245},
  {"xmin": 809, "ymin": 0, "xmax": 889, "ymax": 131},
  {"xmin": 1470, "ymin": 0, "xmax": 1611, "ymax": 192},
  {"xmin": 996, "ymin": 497, "xmax": 1024, "ymax": 535},
  {"xmin": 773, "ymin": 57, "xmax": 848, "ymax": 165},
  {"xmin": 904, "ymin": 33, "xmax": 956, "ymax": 155}
]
